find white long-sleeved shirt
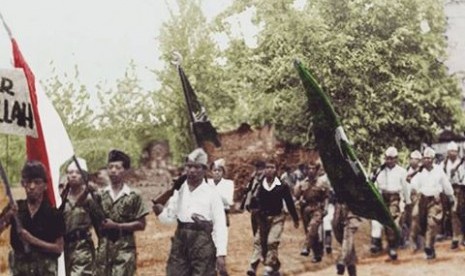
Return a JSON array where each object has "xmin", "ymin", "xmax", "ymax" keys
[
  {"xmin": 208, "ymin": 178, "xmax": 234, "ymax": 210},
  {"xmin": 440, "ymin": 158, "xmax": 465, "ymax": 185},
  {"xmin": 410, "ymin": 165, "xmax": 454, "ymax": 197},
  {"xmin": 158, "ymin": 180, "xmax": 228, "ymax": 256},
  {"xmin": 376, "ymin": 165, "xmax": 410, "ymax": 204}
]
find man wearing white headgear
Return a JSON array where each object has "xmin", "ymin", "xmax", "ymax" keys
[
  {"xmin": 154, "ymin": 148, "xmax": 228, "ymax": 276},
  {"xmin": 62, "ymin": 157, "xmax": 105, "ymax": 276},
  {"xmin": 402, "ymin": 150, "xmax": 423, "ymax": 249},
  {"xmin": 440, "ymin": 141, "xmax": 465, "ymax": 249},
  {"xmin": 370, "ymin": 146, "xmax": 410, "ymax": 260},
  {"xmin": 208, "ymin": 158, "xmax": 235, "ymax": 227},
  {"xmin": 410, "ymin": 147, "xmax": 455, "ymax": 259}
]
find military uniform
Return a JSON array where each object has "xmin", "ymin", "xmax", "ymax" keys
[
  {"xmin": 440, "ymin": 147, "xmax": 465, "ymax": 248},
  {"xmin": 295, "ymin": 174, "xmax": 330, "ymax": 260},
  {"xmin": 95, "ymin": 184, "xmax": 149, "ymax": 276},
  {"xmin": 410, "ymin": 161, "xmax": 455, "ymax": 259},
  {"xmin": 63, "ymin": 194, "xmax": 104, "ymax": 276},
  {"xmin": 332, "ymin": 202, "xmax": 361, "ymax": 276},
  {"xmin": 374, "ymin": 149, "xmax": 410, "ymax": 259},
  {"xmin": 9, "ymin": 199, "xmax": 65, "ymax": 276}
]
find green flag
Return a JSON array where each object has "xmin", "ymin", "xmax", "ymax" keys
[
  {"xmin": 177, "ymin": 66, "xmax": 221, "ymax": 147},
  {"xmin": 294, "ymin": 60, "xmax": 399, "ymax": 237}
]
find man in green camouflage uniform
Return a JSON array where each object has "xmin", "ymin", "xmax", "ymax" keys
[
  {"xmin": 62, "ymin": 158, "xmax": 105, "ymax": 276},
  {"xmin": 0, "ymin": 161, "xmax": 65, "ymax": 276},
  {"xmin": 95, "ymin": 150, "xmax": 149, "ymax": 276},
  {"xmin": 332, "ymin": 201, "xmax": 361, "ymax": 276},
  {"xmin": 294, "ymin": 161, "xmax": 330, "ymax": 263}
]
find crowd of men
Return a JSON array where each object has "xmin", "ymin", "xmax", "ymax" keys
[{"xmin": 0, "ymin": 142, "xmax": 464, "ymax": 276}]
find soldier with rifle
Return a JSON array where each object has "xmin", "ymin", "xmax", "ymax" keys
[
  {"xmin": 0, "ymin": 160, "xmax": 65, "ymax": 276},
  {"xmin": 61, "ymin": 158, "xmax": 105, "ymax": 276},
  {"xmin": 246, "ymin": 159, "xmax": 299, "ymax": 276},
  {"xmin": 241, "ymin": 160, "xmax": 266, "ymax": 236},
  {"xmin": 402, "ymin": 150, "xmax": 423, "ymax": 249},
  {"xmin": 440, "ymin": 141, "xmax": 465, "ymax": 249},
  {"xmin": 95, "ymin": 149, "xmax": 149, "ymax": 276},
  {"xmin": 153, "ymin": 148, "xmax": 228, "ymax": 276},
  {"xmin": 410, "ymin": 147, "xmax": 455, "ymax": 259}
]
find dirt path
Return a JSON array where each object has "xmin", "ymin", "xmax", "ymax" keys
[
  {"xmin": 1, "ymin": 189, "xmax": 464, "ymax": 276},
  {"xmin": 299, "ymin": 241, "xmax": 465, "ymax": 276}
]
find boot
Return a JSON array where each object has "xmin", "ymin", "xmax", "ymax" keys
[
  {"xmin": 370, "ymin": 238, "xmax": 382, "ymax": 254},
  {"xmin": 388, "ymin": 248, "xmax": 398, "ymax": 261},
  {"xmin": 336, "ymin": 264, "xmax": 345, "ymax": 275},
  {"xmin": 246, "ymin": 261, "xmax": 259, "ymax": 276},
  {"xmin": 347, "ymin": 265, "xmax": 357, "ymax": 276},
  {"xmin": 451, "ymin": 240, "xmax": 459, "ymax": 249}
]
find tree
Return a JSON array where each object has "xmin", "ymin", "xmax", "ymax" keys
[{"xmin": 208, "ymin": 0, "xmax": 464, "ymax": 163}]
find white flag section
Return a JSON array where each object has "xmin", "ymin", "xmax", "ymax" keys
[
  {"xmin": 35, "ymin": 82, "xmax": 74, "ymax": 206},
  {"xmin": 35, "ymin": 76, "xmax": 72, "ymax": 276},
  {"xmin": 0, "ymin": 68, "xmax": 37, "ymax": 137}
]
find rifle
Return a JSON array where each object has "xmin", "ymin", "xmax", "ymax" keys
[
  {"xmin": 406, "ymin": 165, "xmax": 424, "ymax": 183},
  {"xmin": 370, "ymin": 163, "xmax": 387, "ymax": 183},
  {"xmin": 59, "ymin": 156, "xmax": 106, "ymax": 235},
  {"xmin": 0, "ymin": 160, "xmax": 30, "ymax": 253},
  {"xmin": 450, "ymin": 157, "xmax": 465, "ymax": 180},
  {"xmin": 152, "ymin": 174, "xmax": 187, "ymax": 206}
]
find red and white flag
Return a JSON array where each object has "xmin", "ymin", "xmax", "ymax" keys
[{"xmin": 11, "ymin": 38, "xmax": 74, "ymax": 207}]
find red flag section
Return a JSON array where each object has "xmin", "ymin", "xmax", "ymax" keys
[{"xmin": 11, "ymin": 39, "xmax": 74, "ymax": 207}]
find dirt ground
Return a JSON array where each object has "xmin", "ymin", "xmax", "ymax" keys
[{"xmin": 1, "ymin": 187, "xmax": 464, "ymax": 276}]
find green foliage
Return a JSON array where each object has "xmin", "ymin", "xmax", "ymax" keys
[
  {"xmin": 206, "ymin": 0, "xmax": 463, "ymax": 164},
  {"xmin": 3, "ymin": 0, "xmax": 463, "ymax": 181}
]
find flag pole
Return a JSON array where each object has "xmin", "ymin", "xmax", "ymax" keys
[{"xmin": 172, "ymin": 51, "xmax": 200, "ymax": 147}]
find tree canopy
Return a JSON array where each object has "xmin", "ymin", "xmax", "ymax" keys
[{"xmin": 1, "ymin": 0, "xmax": 463, "ymax": 183}]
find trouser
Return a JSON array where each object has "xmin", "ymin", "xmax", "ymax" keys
[
  {"xmin": 95, "ymin": 236, "xmax": 137, "ymax": 276},
  {"xmin": 440, "ymin": 193, "xmax": 452, "ymax": 238},
  {"xmin": 10, "ymin": 251, "xmax": 58, "ymax": 276},
  {"xmin": 249, "ymin": 213, "xmax": 285, "ymax": 271},
  {"xmin": 301, "ymin": 206, "xmax": 324, "ymax": 257},
  {"xmin": 382, "ymin": 192, "xmax": 401, "ymax": 249},
  {"xmin": 451, "ymin": 184, "xmax": 465, "ymax": 242},
  {"xmin": 410, "ymin": 194, "xmax": 443, "ymax": 249},
  {"xmin": 167, "ymin": 225, "xmax": 217, "ymax": 276},
  {"xmin": 64, "ymin": 237, "xmax": 95, "ymax": 276},
  {"xmin": 323, "ymin": 204, "xmax": 335, "ymax": 249},
  {"xmin": 332, "ymin": 203, "xmax": 361, "ymax": 266}
]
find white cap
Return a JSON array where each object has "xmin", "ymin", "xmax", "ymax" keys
[
  {"xmin": 423, "ymin": 147, "xmax": 435, "ymax": 158},
  {"xmin": 186, "ymin": 148, "xmax": 208, "ymax": 166},
  {"xmin": 447, "ymin": 141, "xmax": 459, "ymax": 151},
  {"xmin": 410, "ymin": 150, "xmax": 422, "ymax": 159},
  {"xmin": 213, "ymin": 158, "xmax": 225, "ymax": 168},
  {"xmin": 67, "ymin": 157, "xmax": 88, "ymax": 172},
  {"xmin": 385, "ymin": 146, "xmax": 398, "ymax": 157}
]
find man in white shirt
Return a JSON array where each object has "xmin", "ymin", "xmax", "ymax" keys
[
  {"xmin": 373, "ymin": 146, "xmax": 410, "ymax": 260},
  {"xmin": 153, "ymin": 148, "xmax": 228, "ymax": 276},
  {"xmin": 402, "ymin": 150, "xmax": 422, "ymax": 249},
  {"xmin": 209, "ymin": 158, "xmax": 235, "ymax": 226},
  {"xmin": 410, "ymin": 147, "xmax": 455, "ymax": 260},
  {"xmin": 440, "ymin": 141, "xmax": 465, "ymax": 249}
]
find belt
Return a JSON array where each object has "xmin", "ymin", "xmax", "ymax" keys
[
  {"xmin": 101, "ymin": 229, "xmax": 133, "ymax": 242},
  {"xmin": 64, "ymin": 229, "xmax": 91, "ymax": 243},
  {"xmin": 177, "ymin": 220, "xmax": 213, "ymax": 232}
]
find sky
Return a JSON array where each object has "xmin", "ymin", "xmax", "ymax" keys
[
  {"xmin": 0, "ymin": 0, "xmax": 463, "ymax": 95},
  {"xmin": 0, "ymin": 0, "xmax": 234, "ymax": 92}
]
